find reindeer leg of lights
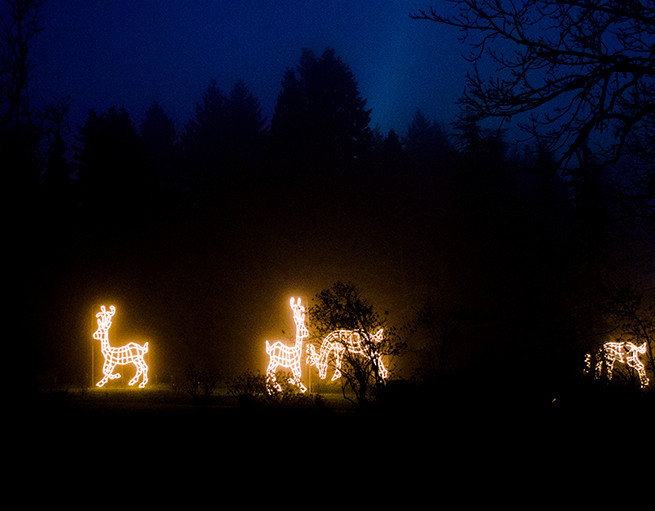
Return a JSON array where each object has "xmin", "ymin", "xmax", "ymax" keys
[
  {"xmin": 265, "ymin": 350, "xmax": 283, "ymax": 392},
  {"xmin": 371, "ymin": 328, "xmax": 388, "ymax": 379},
  {"xmin": 584, "ymin": 353, "xmax": 594, "ymax": 377},
  {"xmin": 603, "ymin": 342, "xmax": 625, "ymax": 381},
  {"xmin": 625, "ymin": 342, "xmax": 650, "ymax": 389},
  {"xmin": 264, "ymin": 298, "xmax": 308, "ymax": 393},
  {"xmin": 331, "ymin": 342, "xmax": 345, "ymax": 381},
  {"xmin": 93, "ymin": 305, "xmax": 149, "ymax": 388},
  {"xmin": 374, "ymin": 355, "xmax": 388, "ymax": 380},
  {"xmin": 584, "ymin": 349, "xmax": 605, "ymax": 380},
  {"xmin": 307, "ymin": 342, "xmax": 328, "ymax": 380}
]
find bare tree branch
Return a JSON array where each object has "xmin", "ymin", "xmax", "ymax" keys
[{"xmin": 412, "ymin": 0, "xmax": 655, "ymax": 193}]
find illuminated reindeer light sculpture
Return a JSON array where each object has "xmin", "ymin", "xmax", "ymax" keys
[
  {"xmin": 585, "ymin": 341, "xmax": 650, "ymax": 389},
  {"xmin": 307, "ymin": 328, "xmax": 388, "ymax": 381},
  {"xmin": 265, "ymin": 298, "xmax": 308, "ymax": 393},
  {"xmin": 93, "ymin": 305, "xmax": 149, "ymax": 388}
]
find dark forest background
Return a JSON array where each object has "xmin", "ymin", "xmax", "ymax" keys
[{"xmin": 6, "ymin": 4, "xmax": 655, "ymax": 406}]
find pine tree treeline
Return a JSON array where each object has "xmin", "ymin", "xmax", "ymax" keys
[
  {"xmin": 52, "ymin": 46, "xmax": 465, "ymax": 237},
  {"xmin": 270, "ymin": 48, "xmax": 372, "ymax": 172}
]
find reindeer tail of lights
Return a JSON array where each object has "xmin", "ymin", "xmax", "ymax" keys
[
  {"xmin": 93, "ymin": 305, "xmax": 149, "ymax": 388},
  {"xmin": 584, "ymin": 341, "xmax": 650, "ymax": 389},
  {"xmin": 265, "ymin": 297, "xmax": 308, "ymax": 393}
]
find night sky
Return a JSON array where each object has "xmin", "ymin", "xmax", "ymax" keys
[{"xmin": 31, "ymin": 0, "xmax": 464, "ymax": 134}]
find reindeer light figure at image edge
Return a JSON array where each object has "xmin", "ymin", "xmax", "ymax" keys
[
  {"xmin": 93, "ymin": 305, "xmax": 149, "ymax": 388},
  {"xmin": 585, "ymin": 341, "xmax": 650, "ymax": 389},
  {"xmin": 307, "ymin": 328, "xmax": 388, "ymax": 381},
  {"xmin": 265, "ymin": 298, "xmax": 308, "ymax": 393}
]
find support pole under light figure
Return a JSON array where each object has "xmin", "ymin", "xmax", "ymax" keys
[
  {"xmin": 93, "ymin": 305, "xmax": 149, "ymax": 388},
  {"xmin": 265, "ymin": 298, "xmax": 308, "ymax": 393}
]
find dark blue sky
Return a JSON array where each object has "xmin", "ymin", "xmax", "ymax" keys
[{"xmin": 30, "ymin": 1, "xmax": 466, "ymax": 135}]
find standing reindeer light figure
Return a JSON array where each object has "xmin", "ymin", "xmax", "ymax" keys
[
  {"xmin": 93, "ymin": 305, "xmax": 149, "ymax": 388},
  {"xmin": 265, "ymin": 297, "xmax": 308, "ymax": 393}
]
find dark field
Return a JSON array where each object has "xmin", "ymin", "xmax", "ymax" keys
[
  {"xmin": 22, "ymin": 384, "xmax": 654, "ymax": 454},
  {"xmin": 13, "ymin": 384, "xmax": 651, "ymax": 504}
]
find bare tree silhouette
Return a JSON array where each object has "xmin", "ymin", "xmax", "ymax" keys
[{"xmin": 413, "ymin": 1, "xmax": 655, "ymax": 215}]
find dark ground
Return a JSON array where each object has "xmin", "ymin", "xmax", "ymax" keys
[
  {"xmin": 12, "ymin": 383, "xmax": 651, "ymax": 508},
  {"xmin": 18, "ymin": 384, "xmax": 654, "ymax": 465}
]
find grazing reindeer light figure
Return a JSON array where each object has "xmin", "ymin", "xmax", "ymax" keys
[
  {"xmin": 585, "ymin": 341, "xmax": 650, "ymax": 389},
  {"xmin": 93, "ymin": 305, "xmax": 149, "ymax": 388},
  {"xmin": 307, "ymin": 328, "xmax": 388, "ymax": 381},
  {"xmin": 265, "ymin": 298, "xmax": 308, "ymax": 393}
]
